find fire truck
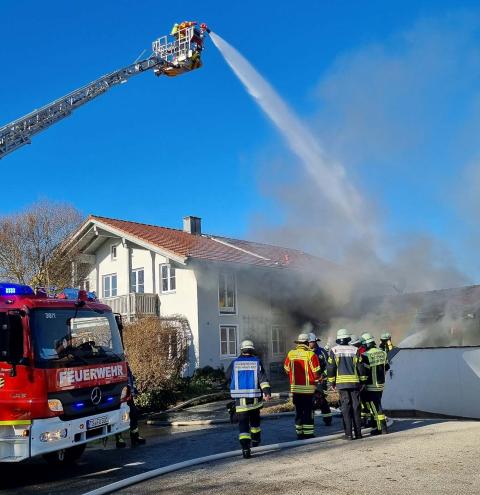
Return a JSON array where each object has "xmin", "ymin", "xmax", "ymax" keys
[{"xmin": 0, "ymin": 283, "xmax": 130, "ymax": 464}]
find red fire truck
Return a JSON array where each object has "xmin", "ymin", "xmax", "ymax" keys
[{"xmin": 0, "ymin": 283, "xmax": 130, "ymax": 464}]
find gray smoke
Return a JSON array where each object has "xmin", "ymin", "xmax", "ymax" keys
[{"xmin": 211, "ymin": 13, "xmax": 479, "ymax": 347}]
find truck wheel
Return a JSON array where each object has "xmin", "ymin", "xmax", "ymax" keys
[{"xmin": 43, "ymin": 444, "xmax": 86, "ymax": 465}]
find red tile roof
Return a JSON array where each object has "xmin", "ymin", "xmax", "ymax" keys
[{"xmin": 88, "ymin": 215, "xmax": 333, "ymax": 271}]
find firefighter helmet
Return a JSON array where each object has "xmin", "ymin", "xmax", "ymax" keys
[
  {"xmin": 307, "ymin": 332, "xmax": 319, "ymax": 343},
  {"xmin": 349, "ymin": 334, "xmax": 361, "ymax": 346},
  {"xmin": 380, "ymin": 332, "xmax": 391, "ymax": 341},
  {"xmin": 295, "ymin": 333, "xmax": 309, "ymax": 343},
  {"xmin": 362, "ymin": 333, "xmax": 375, "ymax": 344},
  {"xmin": 336, "ymin": 328, "xmax": 350, "ymax": 339},
  {"xmin": 240, "ymin": 339, "xmax": 255, "ymax": 351}
]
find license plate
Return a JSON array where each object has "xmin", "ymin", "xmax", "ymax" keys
[{"xmin": 86, "ymin": 416, "xmax": 108, "ymax": 429}]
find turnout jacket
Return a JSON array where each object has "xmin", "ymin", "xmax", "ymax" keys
[
  {"xmin": 327, "ymin": 344, "xmax": 363, "ymax": 390},
  {"xmin": 284, "ymin": 344, "xmax": 321, "ymax": 394},
  {"xmin": 360, "ymin": 347, "xmax": 390, "ymax": 392},
  {"xmin": 227, "ymin": 355, "xmax": 271, "ymax": 412}
]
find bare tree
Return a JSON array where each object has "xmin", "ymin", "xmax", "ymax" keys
[{"xmin": 0, "ymin": 200, "xmax": 84, "ymax": 288}]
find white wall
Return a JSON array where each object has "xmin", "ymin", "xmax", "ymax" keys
[
  {"xmin": 155, "ymin": 255, "xmax": 200, "ymax": 373},
  {"xmin": 383, "ymin": 347, "xmax": 480, "ymax": 418},
  {"xmin": 91, "ymin": 238, "xmax": 127, "ymax": 296},
  {"xmin": 195, "ymin": 262, "xmax": 293, "ymax": 371}
]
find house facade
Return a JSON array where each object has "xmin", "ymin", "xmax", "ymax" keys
[{"xmin": 68, "ymin": 215, "xmax": 331, "ymax": 374}]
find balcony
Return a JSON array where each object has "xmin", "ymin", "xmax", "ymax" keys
[{"xmin": 100, "ymin": 293, "xmax": 160, "ymax": 320}]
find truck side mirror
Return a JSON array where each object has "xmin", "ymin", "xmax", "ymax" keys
[
  {"xmin": 114, "ymin": 313, "xmax": 124, "ymax": 343},
  {"xmin": 1, "ymin": 313, "xmax": 25, "ymax": 375}
]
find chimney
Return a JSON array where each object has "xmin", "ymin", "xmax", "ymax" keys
[{"xmin": 183, "ymin": 216, "xmax": 202, "ymax": 235}]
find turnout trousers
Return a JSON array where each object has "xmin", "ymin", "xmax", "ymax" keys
[
  {"xmin": 238, "ymin": 408, "xmax": 261, "ymax": 448},
  {"xmin": 360, "ymin": 389, "xmax": 371, "ymax": 426},
  {"xmin": 314, "ymin": 389, "xmax": 333, "ymax": 425},
  {"xmin": 339, "ymin": 389, "xmax": 362, "ymax": 438},
  {"xmin": 128, "ymin": 397, "xmax": 139, "ymax": 433},
  {"xmin": 364, "ymin": 391, "xmax": 387, "ymax": 433},
  {"xmin": 292, "ymin": 393, "xmax": 315, "ymax": 438}
]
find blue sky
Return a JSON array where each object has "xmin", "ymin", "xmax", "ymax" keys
[{"xmin": 3, "ymin": 1, "xmax": 480, "ymax": 282}]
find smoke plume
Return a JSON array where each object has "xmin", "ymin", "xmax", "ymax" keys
[{"xmin": 211, "ymin": 12, "xmax": 480, "ymax": 347}]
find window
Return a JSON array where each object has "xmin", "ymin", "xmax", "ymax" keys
[
  {"xmin": 161, "ymin": 264, "xmax": 176, "ymax": 293},
  {"xmin": 220, "ymin": 326, "xmax": 237, "ymax": 357},
  {"xmin": 131, "ymin": 268, "xmax": 144, "ymax": 293},
  {"xmin": 111, "ymin": 245, "xmax": 117, "ymax": 260},
  {"xmin": 219, "ymin": 272, "xmax": 236, "ymax": 314},
  {"xmin": 103, "ymin": 274, "xmax": 117, "ymax": 298},
  {"xmin": 272, "ymin": 326, "xmax": 286, "ymax": 356}
]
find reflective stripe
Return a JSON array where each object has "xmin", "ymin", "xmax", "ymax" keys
[
  {"xmin": 236, "ymin": 401, "xmax": 263, "ymax": 413},
  {"xmin": 366, "ymin": 385, "xmax": 384, "ymax": 391},
  {"xmin": 250, "ymin": 427, "xmax": 261, "ymax": 434},
  {"xmin": 231, "ymin": 391, "xmax": 262, "ymax": 398},
  {"xmin": 320, "ymin": 412, "xmax": 333, "ymax": 417},
  {"xmin": 336, "ymin": 375, "xmax": 359, "ymax": 383},
  {"xmin": 0, "ymin": 420, "xmax": 32, "ymax": 425},
  {"xmin": 290, "ymin": 384, "xmax": 316, "ymax": 393},
  {"xmin": 368, "ymin": 401, "xmax": 383, "ymax": 430},
  {"xmin": 239, "ymin": 433, "xmax": 251, "ymax": 440},
  {"xmin": 260, "ymin": 382, "xmax": 270, "ymax": 390}
]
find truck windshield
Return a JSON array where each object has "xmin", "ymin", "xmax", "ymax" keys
[{"xmin": 30, "ymin": 308, "xmax": 124, "ymax": 368}]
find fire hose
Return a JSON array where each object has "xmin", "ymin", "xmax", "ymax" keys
[{"xmin": 82, "ymin": 419, "xmax": 393, "ymax": 495}]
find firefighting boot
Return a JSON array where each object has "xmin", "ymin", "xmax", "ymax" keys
[
  {"xmin": 115, "ymin": 433, "xmax": 127, "ymax": 449},
  {"xmin": 130, "ymin": 429, "xmax": 146, "ymax": 446},
  {"xmin": 240, "ymin": 439, "xmax": 252, "ymax": 459},
  {"xmin": 381, "ymin": 421, "xmax": 389, "ymax": 435}
]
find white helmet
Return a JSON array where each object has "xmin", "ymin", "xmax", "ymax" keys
[
  {"xmin": 295, "ymin": 333, "xmax": 309, "ymax": 343},
  {"xmin": 240, "ymin": 339, "xmax": 255, "ymax": 351}
]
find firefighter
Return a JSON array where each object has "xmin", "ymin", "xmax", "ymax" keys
[
  {"xmin": 327, "ymin": 329, "xmax": 363, "ymax": 440},
  {"xmin": 360, "ymin": 333, "xmax": 390, "ymax": 435},
  {"xmin": 350, "ymin": 334, "xmax": 370, "ymax": 427},
  {"xmin": 284, "ymin": 333, "xmax": 321, "ymax": 439},
  {"xmin": 354, "ymin": 334, "xmax": 367, "ymax": 355},
  {"xmin": 226, "ymin": 340, "xmax": 271, "ymax": 459},
  {"xmin": 116, "ymin": 368, "xmax": 146, "ymax": 448},
  {"xmin": 308, "ymin": 333, "xmax": 333, "ymax": 426},
  {"xmin": 379, "ymin": 332, "xmax": 394, "ymax": 353}
]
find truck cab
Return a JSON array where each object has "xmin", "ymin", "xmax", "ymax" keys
[{"xmin": 0, "ymin": 283, "xmax": 130, "ymax": 463}]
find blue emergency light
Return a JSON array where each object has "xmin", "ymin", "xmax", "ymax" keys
[
  {"xmin": 62, "ymin": 288, "xmax": 80, "ymax": 300},
  {"xmin": 0, "ymin": 282, "xmax": 34, "ymax": 296}
]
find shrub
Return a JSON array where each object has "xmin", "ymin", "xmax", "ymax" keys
[{"xmin": 122, "ymin": 315, "xmax": 192, "ymax": 396}]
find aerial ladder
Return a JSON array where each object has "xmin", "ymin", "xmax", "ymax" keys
[{"xmin": 0, "ymin": 22, "xmax": 210, "ymax": 160}]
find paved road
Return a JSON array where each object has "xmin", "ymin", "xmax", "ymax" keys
[
  {"xmin": 118, "ymin": 420, "xmax": 480, "ymax": 495},
  {"xmin": 0, "ymin": 410, "xmax": 341, "ymax": 495}
]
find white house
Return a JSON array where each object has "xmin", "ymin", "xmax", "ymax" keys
[{"xmin": 67, "ymin": 215, "xmax": 333, "ymax": 374}]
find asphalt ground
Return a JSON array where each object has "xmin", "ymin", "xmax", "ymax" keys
[
  {"xmin": 117, "ymin": 420, "xmax": 480, "ymax": 495},
  {"xmin": 0, "ymin": 406, "xmax": 341, "ymax": 495}
]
